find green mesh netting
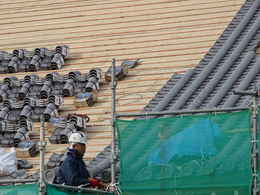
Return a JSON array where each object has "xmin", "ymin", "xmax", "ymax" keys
[
  {"xmin": 0, "ymin": 184, "xmax": 39, "ymax": 195},
  {"xmin": 46, "ymin": 184, "xmax": 114, "ymax": 195},
  {"xmin": 116, "ymin": 110, "xmax": 252, "ymax": 195}
]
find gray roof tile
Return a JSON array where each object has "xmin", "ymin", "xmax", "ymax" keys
[{"xmin": 89, "ymin": 0, "xmax": 260, "ymax": 180}]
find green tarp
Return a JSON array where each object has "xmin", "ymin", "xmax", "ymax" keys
[
  {"xmin": 0, "ymin": 184, "xmax": 39, "ymax": 195},
  {"xmin": 116, "ymin": 110, "xmax": 252, "ymax": 195},
  {"xmin": 0, "ymin": 109, "xmax": 256, "ymax": 195}
]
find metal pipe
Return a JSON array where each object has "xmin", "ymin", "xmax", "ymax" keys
[
  {"xmin": 115, "ymin": 107, "xmax": 249, "ymax": 118},
  {"xmin": 251, "ymin": 95, "xmax": 258, "ymax": 195},
  {"xmin": 39, "ymin": 115, "xmax": 46, "ymax": 195},
  {"xmin": 0, "ymin": 179, "xmax": 37, "ymax": 184},
  {"xmin": 231, "ymin": 89, "xmax": 259, "ymax": 194},
  {"xmin": 111, "ymin": 58, "xmax": 117, "ymax": 187},
  {"xmin": 48, "ymin": 183, "xmax": 109, "ymax": 193}
]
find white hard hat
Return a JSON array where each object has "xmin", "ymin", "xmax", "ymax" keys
[{"xmin": 68, "ymin": 132, "xmax": 86, "ymax": 144}]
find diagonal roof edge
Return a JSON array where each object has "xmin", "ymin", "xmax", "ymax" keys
[{"xmin": 88, "ymin": 0, "xmax": 260, "ymax": 178}]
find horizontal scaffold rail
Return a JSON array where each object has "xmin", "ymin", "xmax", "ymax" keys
[
  {"xmin": 115, "ymin": 106, "xmax": 249, "ymax": 118},
  {"xmin": 0, "ymin": 178, "xmax": 38, "ymax": 184}
]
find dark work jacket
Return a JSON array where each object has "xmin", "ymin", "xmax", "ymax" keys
[{"xmin": 54, "ymin": 149, "xmax": 90, "ymax": 186}]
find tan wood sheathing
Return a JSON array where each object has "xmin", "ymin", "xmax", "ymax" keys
[{"xmin": 0, "ymin": 0, "xmax": 244, "ymax": 175}]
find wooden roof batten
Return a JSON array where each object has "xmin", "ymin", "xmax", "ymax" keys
[{"xmin": 0, "ymin": 0, "xmax": 244, "ymax": 177}]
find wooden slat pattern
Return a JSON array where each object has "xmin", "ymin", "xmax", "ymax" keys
[{"xmin": 0, "ymin": 0, "xmax": 244, "ymax": 176}]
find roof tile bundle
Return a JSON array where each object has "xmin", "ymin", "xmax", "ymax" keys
[
  {"xmin": 0, "ymin": 96, "xmax": 64, "ymax": 147},
  {"xmin": 0, "ymin": 46, "xmax": 69, "ymax": 74},
  {"xmin": 49, "ymin": 114, "xmax": 89, "ymax": 144},
  {"xmin": 0, "ymin": 68, "xmax": 102, "ymax": 148},
  {"xmin": 0, "ymin": 69, "xmax": 101, "ymax": 102}
]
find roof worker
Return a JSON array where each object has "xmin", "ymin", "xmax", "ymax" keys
[{"xmin": 54, "ymin": 132, "xmax": 106, "ymax": 189}]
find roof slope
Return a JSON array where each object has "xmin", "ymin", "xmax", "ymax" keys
[
  {"xmin": 145, "ymin": 0, "xmax": 260, "ymax": 112},
  {"xmin": 89, "ymin": 0, "xmax": 260, "ymax": 178},
  {"xmin": 0, "ymin": 0, "xmax": 244, "ymax": 176}
]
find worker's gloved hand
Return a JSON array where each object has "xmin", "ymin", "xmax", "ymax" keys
[
  {"xmin": 88, "ymin": 178, "xmax": 108, "ymax": 189},
  {"xmin": 88, "ymin": 178, "xmax": 101, "ymax": 188}
]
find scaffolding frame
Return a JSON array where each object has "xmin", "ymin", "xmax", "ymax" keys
[
  {"xmin": 110, "ymin": 65, "xmax": 259, "ymax": 194},
  {"xmin": 0, "ymin": 178, "xmax": 38, "ymax": 185},
  {"xmin": 0, "ymin": 59, "xmax": 258, "ymax": 195}
]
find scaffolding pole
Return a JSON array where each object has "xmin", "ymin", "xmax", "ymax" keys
[
  {"xmin": 39, "ymin": 115, "xmax": 46, "ymax": 195},
  {"xmin": 234, "ymin": 90, "xmax": 259, "ymax": 195},
  {"xmin": 111, "ymin": 59, "xmax": 117, "ymax": 187},
  {"xmin": 251, "ymin": 95, "xmax": 259, "ymax": 195},
  {"xmin": 0, "ymin": 179, "xmax": 38, "ymax": 184},
  {"xmin": 115, "ymin": 106, "xmax": 248, "ymax": 118},
  {"xmin": 49, "ymin": 183, "xmax": 111, "ymax": 193}
]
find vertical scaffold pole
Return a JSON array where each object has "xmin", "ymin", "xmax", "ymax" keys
[
  {"xmin": 111, "ymin": 58, "xmax": 117, "ymax": 186},
  {"xmin": 234, "ymin": 89, "xmax": 259, "ymax": 194},
  {"xmin": 39, "ymin": 115, "xmax": 46, "ymax": 195},
  {"xmin": 252, "ymin": 94, "xmax": 259, "ymax": 195}
]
